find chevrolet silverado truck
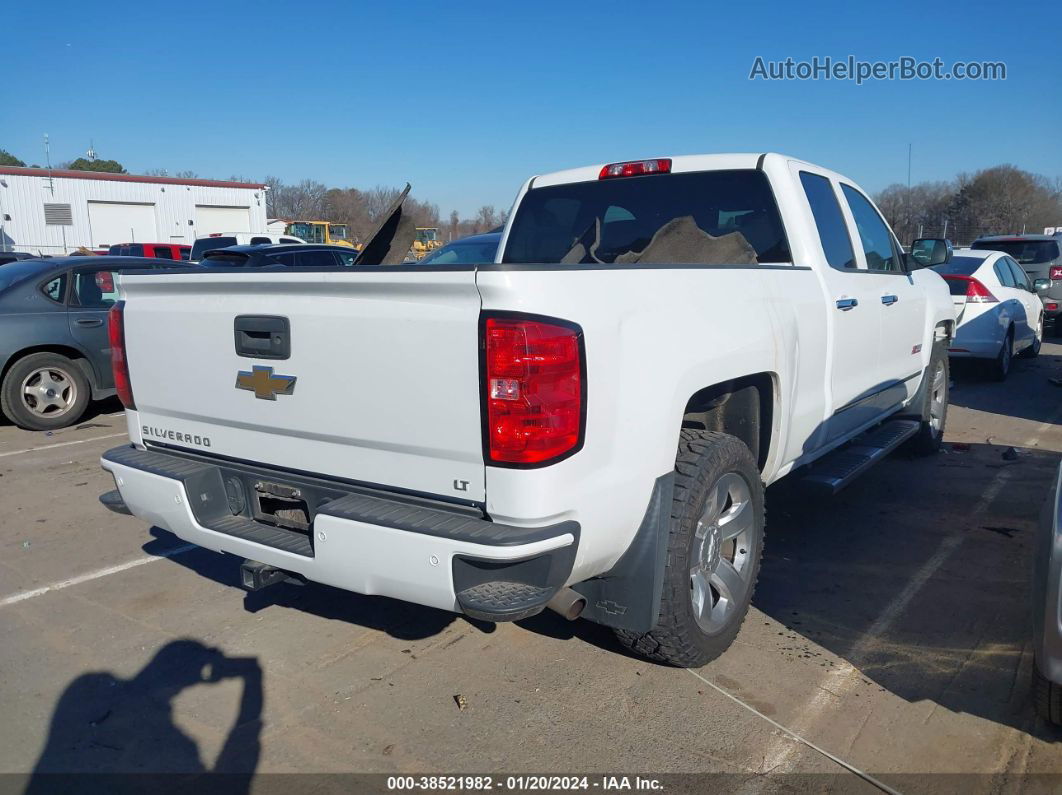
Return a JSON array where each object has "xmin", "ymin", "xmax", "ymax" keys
[{"xmin": 99, "ymin": 154, "xmax": 954, "ymax": 667}]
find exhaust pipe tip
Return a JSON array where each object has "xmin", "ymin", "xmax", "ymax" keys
[{"xmin": 547, "ymin": 587, "xmax": 586, "ymax": 621}]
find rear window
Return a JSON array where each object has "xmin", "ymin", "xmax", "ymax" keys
[
  {"xmin": 190, "ymin": 237, "xmax": 238, "ymax": 260},
  {"xmin": 972, "ymin": 239, "xmax": 1060, "ymax": 264},
  {"xmin": 503, "ymin": 170, "xmax": 790, "ymax": 265},
  {"xmin": 109, "ymin": 244, "xmax": 144, "ymax": 257},
  {"xmin": 931, "ymin": 255, "xmax": 982, "ymax": 277},
  {"xmin": 152, "ymin": 246, "xmax": 175, "ymax": 260},
  {"xmin": 266, "ymin": 250, "xmax": 342, "ymax": 268},
  {"xmin": 200, "ymin": 252, "xmax": 250, "ymax": 267}
]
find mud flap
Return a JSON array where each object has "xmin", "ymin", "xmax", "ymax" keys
[{"xmin": 572, "ymin": 472, "xmax": 674, "ymax": 632}]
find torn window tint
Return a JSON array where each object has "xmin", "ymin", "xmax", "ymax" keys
[{"xmin": 503, "ymin": 170, "xmax": 790, "ymax": 265}]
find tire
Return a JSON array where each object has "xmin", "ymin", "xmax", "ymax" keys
[
  {"xmin": 0, "ymin": 352, "xmax": 91, "ymax": 431},
  {"xmin": 988, "ymin": 328, "xmax": 1013, "ymax": 382},
  {"xmin": 1020, "ymin": 316, "xmax": 1043, "ymax": 359},
  {"xmin": 1033, "ymin": 663, "xmax": 1062, "ymax": 725},
  {"xmin": 614, "ymin": 430, "xmax": 765, "ymax": 668},
  {"xmin": 906, "ymin": 343, "xmax": 949, "ymax": 456}
]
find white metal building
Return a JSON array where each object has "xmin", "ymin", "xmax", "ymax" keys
[{"xmin": 0, "ymin": 167, "xmax": 268, "ymax": 255}]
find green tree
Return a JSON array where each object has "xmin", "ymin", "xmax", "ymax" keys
[
  {"xmin": 0, "ymin": 149, "xmax": 26, "ymax": 167},
  {"xmin": 66, "ymin": 157, "xmax": 127, "ymax": 173}
]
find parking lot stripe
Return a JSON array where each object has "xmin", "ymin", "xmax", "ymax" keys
[
  {"xmin": 757, "ymin": 407, "xmax": 1062, "ymax": 777},
  {"xmin": 0, "ymin": 432, "xmax": 127, "ymax": 458},
  {"xmin": 685, "ymin": 667, "xmax": 901, "ymax": 794},
  {"xmin": 0, "ymin": 544, "xmax": 195, "ymax": 608}
]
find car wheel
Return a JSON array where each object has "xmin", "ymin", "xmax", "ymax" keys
[
  {"xmin": 1034, "ymin": 662, "xmax": 1062, "ymax": 725},
  {"xmin": 906, "ymin": 343, "xmax": 948, "ymax": 456},
  {"xmin": 989, "ymin": 328, "xmax": 1013, "ymax": 382},
  {"xmin": 614, "ymin": 430, "xmax": 764, "ymax": 668},
  {"xmin": 1020, "ymin": 316, "xmax": 1043, "ymax": 359},
  {"xmin": 0, "ymin": 352, "xmax": 91, "ymax": 431}
]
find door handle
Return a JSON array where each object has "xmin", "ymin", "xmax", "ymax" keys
[
  {"xmin": 881, "ymin": 294, "xmax": 899, "ymax": 306},
  {"xmin": 75, "ymin": 317, "xmax": 104, "ymax": 328},
  {"xmin": 836, "ymin": 298, "xmax": 858, "ymax": 311}
]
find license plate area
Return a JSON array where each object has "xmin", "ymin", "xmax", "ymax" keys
[{"xmin": 252, "ymin": 480, "xmax": 311, "ymax": 533}]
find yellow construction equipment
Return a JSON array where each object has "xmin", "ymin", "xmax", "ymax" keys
[
  {"xmin": 284, "ymin": 221, "xmax": 357, "ymax": 249},
  {"xmin": 412, "ymin": 228, "xmax": 442, "ymax": 259}
]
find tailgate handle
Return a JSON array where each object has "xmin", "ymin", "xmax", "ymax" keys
[{"xmin": 234, "ymin": 316, "xmax": 290, "ymax": 360}]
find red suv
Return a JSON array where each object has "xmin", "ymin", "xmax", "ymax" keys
[{"xmin": 108, "ymin": 243, "xmax": 191, "ymax": 261}]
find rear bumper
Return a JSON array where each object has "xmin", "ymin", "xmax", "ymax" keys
[{"xmin": 101, "ymin": 445, "xmax": 578, "ymax": 620}]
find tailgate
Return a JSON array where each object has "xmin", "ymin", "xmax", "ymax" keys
[{"xmin": 119, "ymin": 269, "xmax": 485, "ymax": 503}]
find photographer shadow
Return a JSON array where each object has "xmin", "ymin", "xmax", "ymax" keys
[{"xmin": 27, "ymin": 640, "xmax": 262, "ymax": 792}]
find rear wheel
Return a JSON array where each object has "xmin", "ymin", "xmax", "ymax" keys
[
  {"xmin": 614, "ymin": 430, "xmax": 764, "ymax": 668},
  {"xmin": 0, "ymin": 352, "xmax": 90, "ymax": 431},
  {"xmin": 988, "ymin": 328, "xmax": 1013, "ymax": 382}
]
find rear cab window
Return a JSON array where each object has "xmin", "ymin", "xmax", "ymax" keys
[
  {"xmin": 503, "ymin": 170, "xmax": 790, "ymax": 265},
  {"xmin": 799, "ymin": 172, "xmax": 856, "ymax": 270}
]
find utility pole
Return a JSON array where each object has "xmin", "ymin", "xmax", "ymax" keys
[{"xmin": 44, "ymin": 133, "xmax": 54, "ymax": 195}]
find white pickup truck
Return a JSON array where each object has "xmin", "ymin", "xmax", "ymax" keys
[{"xmin": 100, "ymin": 154, "xmax": 954, "ymax": 667}]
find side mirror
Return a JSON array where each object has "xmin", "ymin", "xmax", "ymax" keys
[
  {"xmin": 909, "ymin": 238, "xmax": 954, "ymax": 268},
  {"xmin": 1034, "ymin": 278, "xmax": 1051, "ymax": 292}
]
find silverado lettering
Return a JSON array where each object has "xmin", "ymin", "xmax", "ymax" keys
[{"xmin": 142, "ymin": 426, "xmax": 212, "ymax": 447}]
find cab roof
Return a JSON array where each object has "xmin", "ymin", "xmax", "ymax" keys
[{"xmin": 531, "ymin": 153, "xmax": 796, "ymax": 188}]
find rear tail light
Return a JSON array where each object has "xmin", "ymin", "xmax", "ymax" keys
[
  {"xmin": 1050, "ymin": 266, "xmax": 1062, "ymax": 280},
  {"xmin": 599, "ymin": 158, "xmax": 671, "ymax": 179},
  {"xmin": 1047, "ymin": 303, "xmax": 1060, "ymax": 311},
  {"xmin": 483, "ymin": 315, "xmax": 584, "ymax": 465},
  {"xmin": 944, "ymin": 275, "xmax": 998, "ymax": 304},
  {"xmin": 108, "ymin": 301, "xmax": 135, "ymax": 409}
]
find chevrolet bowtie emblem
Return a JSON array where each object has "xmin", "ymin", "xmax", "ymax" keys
[{"xmin": 235, "ymin": 365, "xmax": 297, "ymax": 400}]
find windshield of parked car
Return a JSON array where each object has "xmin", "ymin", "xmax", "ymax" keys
[
  {"xmin": 420, "ymin": 239, "xmax": 499, "ymax": 266},
  {"xmin": 190, "ymin": 237, "xmax": 238, "ymax": 261},
  {"xmin": 503, "ymin": 170, "xmax": 790, "ymax": 265},
  {"xmin": 972, "ymin": 239, "xmax": 1060, "ymax": 264}
]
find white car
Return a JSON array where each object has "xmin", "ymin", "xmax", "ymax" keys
[
  {"xmin": 189, "ymin": 232, "xmax": 305, "ymax": 262},
  {"xmin": 932, "ymin": 248, "xmax": 1044, "ymax": 379},
  {"xmin": 100, "ymin": 153, "xmax": 955, "ymax": 667}
]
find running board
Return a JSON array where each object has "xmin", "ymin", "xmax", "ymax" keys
[{"xmin": 800, "ymin": 419, "xmax": 920, "ymax": 495}]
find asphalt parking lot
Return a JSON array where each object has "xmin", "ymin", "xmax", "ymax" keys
[{"xmin": 2, "ymin": 346, "xmax": 1062, "ymax": 792}]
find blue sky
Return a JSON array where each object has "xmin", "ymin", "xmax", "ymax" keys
[{"xmin": 3, "ymin": 0, "xmax": 1058, "ymax": 216}]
